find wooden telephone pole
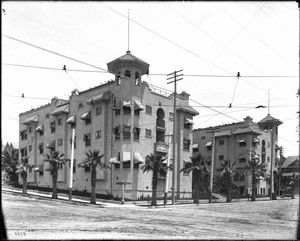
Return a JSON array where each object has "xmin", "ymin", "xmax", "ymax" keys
[{"xmin": 167, "ymin": 70, "xmax": 183, "ymax": 205}]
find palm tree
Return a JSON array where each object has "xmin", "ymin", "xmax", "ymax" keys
[
  {"xmin": 43, "ymin": 151, "xmax": 69, "ymax": 199},
  {"xmin": 141, "ymin": 153, "xmax": 167, "ymax": 206},
  {"xmin": 245, "ymin": 154, "xmax": 267, "ymax": 201},
  {"xmin": 15, "ymin": 157, "xmax": 35, "ymax": 194},
  {"xmin": 216, "ymin": 159, "xmax": 236, "ymax": 202},
  {"xmin": 2, "ymin": 146, "xmax": 19, "ymax": 185},
  {"xmin": 180, "ymin": 153, "xmax": 209, "ymax": 204},
  {"xmin": 78, "ymin": 149, "xmax": 108, "ymax": 204}
]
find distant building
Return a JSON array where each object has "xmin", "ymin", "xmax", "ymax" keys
[
  {"xmin": 193, "ymin": 115, "xmax": 282, "ymax": 196},
  {"xmin": 18, "ymin": 51, "xmax": 198, "ymax": 200},
  {"xmin": 282, "ymin": 156, "xmax": 299, "ymax": 178}
]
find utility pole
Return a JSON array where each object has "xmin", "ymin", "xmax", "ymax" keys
[
  {"xmin": 209, "ymin": 133, "xmax": 215, "ymax": 203},
  {"xmin": 278, "ymin": 146, "xmax": 284, "ymax": 197},
  {"xmin": 167, "ymin": 69, "xmax": 183, "ymax": 205},
  {"xmin": 69, "ymin": 128, "xmax": 75, "ymax": 201}
]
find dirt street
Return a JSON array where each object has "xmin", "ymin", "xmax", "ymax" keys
[{"xmin": 2, "ymin": 192, "xmax": 299, "ymax": 240}]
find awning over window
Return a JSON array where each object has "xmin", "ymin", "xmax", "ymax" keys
[
  {"xmin": 123, "ymin": 100, "xmax": 131, "ymax": 108},
  {"xmin": 238, "ymin": 154, "xmax": 246, "ymax": 159},
  {"xmin": 214, "ymin": 130, "xmax": 231, "ymax": 137},
  {"xmin": 86, "ymin": 92, "xmax": 111, "ymax": 105},
  {"xmin": 35, "ymin": 125, "xmax": 43, "ymax": 132},
  {"xmin": 133, "ymin": 153, "xmax": 145, "ymax": 164},
  {"xmin": 46, "ymin": 141, "xmax": 55, "ymax": 149},
  {"xmin": 22, "ymin": 115, "xmax": 38, "ymax": 125},
  {"xmin": 80, "ymin": 111, "xmax": 91, "ymax": 120},
  {"xmin": 237, "ymin": 139, "xmax": 246, "ymax": 143},
  {"xmin": 109, "ymin": 156, "xmax": 120, "ymax": 164},
  {"xmin": 134, "ymin": 100, "xmax": 144, "ymax": 110},
  {"xmin": 66, "ymin": 115, "xmax": 76, "ymax": 124},
  {"xmin": 123, "ymin": 152, "xmax": 131, "ymax": 162},
  {"xmin": 252, "ymin": 138, "xmax": 260, "ymax": 143},
  {"xmin": 184, "ymin": 117, "xmax": 194, "ymax": 125},
  {"xmin": 206, "ymin": 142, "xmax": 212, "ymax": 147},
  {"xmin": 184, "ymin": 159, "xmax": 192, "ymax": 163},
  {"xmin": 192, "ymin": 143, "xmax": 199, "ymax": 149},
  {"xmin": 50, "ymin": 104, "xmax": 69, "ymax": 116}
]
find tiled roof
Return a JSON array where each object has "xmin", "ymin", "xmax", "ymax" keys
[
  {"xmin": 176, "ymin": 105, "xmax": 199, "ymax": 116},
  {"xmin": 113, "ymin": 51, "xmax": 149, "ymax": 64},
  {"xmin": 258, "ymin": 114, "xmax": 282, "ymax": 125},
  {"xmin": 233, "ymin": 125, "xmax": 262, "ymax": 135},
  {"xmin": 282, "ymin": 156, "xmax": 299, "ymax": 168}
]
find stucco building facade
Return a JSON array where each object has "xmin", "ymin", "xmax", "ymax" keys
[
  {"xmin": 18, "ymin": 51, "xmax": 199, "ymax": 200},
  {"xmin": 193, "ymin": 115, "xmax": 282, "ymax": 196}
]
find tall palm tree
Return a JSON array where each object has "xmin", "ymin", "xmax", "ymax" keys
[
  {"xmin": 15, "ymin": 157, "xmax": 35, "ymax": 194},
  {"xmin": 245, "ymin": 155, "xmax": 267, "ymax": 201},
  {"xmin": 217, "ymin": 159, "xmax": 236, "ymax": 202},
  {"xmin": 2, "ymin": 146, "xmax": 19, "ymax": 185},
  {"xmin": 180, "ymin": 153, "xmax": 209, "ymax": 204},
  {"xmin": 43, "ymin": 151, "xmax": 69, "ymax": 199},
  {"xmin": 78, "ymin": 149, "xmax": 108, "ymax": 204},
  {"xmin": 141, "ymin": 153, "xmax": 167, "ymax": 206}
]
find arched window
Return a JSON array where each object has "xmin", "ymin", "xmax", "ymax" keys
[
  {"xmin": 156, "ymin": 108, "xmax": 165, "ymax": 143},
  {"xmin": 116, "ymin": 72, "xmax": 121, "ymax": 85}
]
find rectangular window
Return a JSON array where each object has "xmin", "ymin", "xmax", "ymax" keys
[
  {"xmin": 239, "ymin": 158, "xmax": 246, "ymax": 163},
  {"xmin": 50, "ymin": 121, "xmax": 56, "ymax": 133},
  {"xmin": 183, "ymin": 138, "xmax": 191, "ymax": 150},
  {"xmin": 29, "ymin": 145, "xmax": 32, "ymax": 152},
  {"xmin": 78, "ymin": 103, "xmax": 83, "ymax": 109},
  {"xmin": 219, "ymin": 140, "xmax": 224, "ymax": 145},
  {"xmin": 20, "ymin": 131, "xmax": 27, "ymax": 140},
  {"xmin": 96, "ymin": 106, "xmax": 102, "ymax": 115},
  {"xmin": 239, "ymin": 141, "xmax": 246, "ymax": 147},
  {"xmin": 146, "ymin": 105, "xmax": 152, "ymax": 115},
  {"xmin": 39, "ymin": 165, "xmax": 44, "ymax": 176},
  {"xmin": 133, "ymin": 127, "xmax": 140, "ymax": 141},
  {"xmin": 40, "ymin": 130, "xmax": 44, "ymax": 136},
  {"xmin": 169, "ymin": 112, "xmax": 174, "ymax": 121},
  {"xmin": 123, "ymin": 125, "xmax": 131, "ymax": 140},
  {"xmin": 201, "ymin": 136, "xmax": 206, "ymax": 140},
  {"xmin": 58, "ymin": 138, "xmax": 63, "ymax": 146},
  {"xmin": 267, "ymin": 157, "xmax": 270, "ymax": 162},
  {"xmin": 58, "ymin": 118, "xmax": 62, "ymax": 126},
  {"xmin": 20, "ymin": 147, "xmax": 27, "ymax": 157},
  {"xmin": 45, "ymin": 114, "xmax": 50, "ymax": 119},
  {"xmin": 28, "ymin": 126, "xmax": 32, "ymax": 133},
  {"xmin": 85, "ymin": 165, "xmax": 90, "ymax": 172},
  {"xmin": 70, "ymin": 136, "xmax": 76, "ymax": 149},
  {"xmin": 145, "ymin": 129, "xmax": 152, "ymax": 138},
  {"xmin": 95, "ymin": 130, "xmax": 101, "ymax": 139},
  {"xmin": 219, "ymin": 155, "xmax": 224, "ymax": 161},
  {"xmin": 114, "ymin": 126, "xmax": 120, "ymax": 140},
  {"xmin": 123, "ymin": 161, "xmax": 130, "ymax": 169},
  {"xmin": 123, "ymin": 106, "xmax": 131, "ymax": 115},
  {"xmin": 85, "ymin": 118, "xmax": 91, "ymax": 125},
  {"xmin": 134, "ymin": 109, "xmax": 140, "ymax": 116},
  {"xmin": 84, "ymin": 134, "xmax": 91, "ymax": 147},
  {"xmin": 72, "ymin": 159, "xmax": 76, "ymax": 173},
  {"xmin": 39, "ymin": 143, "xmax": 44, "ymax": 154}
]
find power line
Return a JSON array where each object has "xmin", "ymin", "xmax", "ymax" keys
[{"xmin": 3, "ymin": 63, "xmax": 297, "ymax": 78}]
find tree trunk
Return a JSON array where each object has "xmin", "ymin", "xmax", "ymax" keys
[
  {"xmin": 90, "ymin": 165, "xmax": 97, "ymax": 204},
  {"xmin": 22, "ymin": 173, "xmax": 27, "ymax": 194},
  {"xmin": 194, "ymin": 187, "xmax": 200, "ymax": 204},
  {"xmin": 194, "ymin": 171, "xmax": 200, "ymax": 204},
  {"xmin": 151, "ymin": 164, "xmax": 158, "ymax": 206},
  {"xmin": 226, "ymin": 187, "xmax": 231, "ymax": 202},
  {"xmin": 52, "ymin": 169, "xmax": 58, "ymax": 199},
  {"xmin": 251, "ymin": 171, "xmax": 256, "ymax": 201}
]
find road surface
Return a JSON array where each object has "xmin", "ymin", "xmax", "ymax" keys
[{"xmin": 2, "ymin": 191, "xmax": 299, "ymax": 240}]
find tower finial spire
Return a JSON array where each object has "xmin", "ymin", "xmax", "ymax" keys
[
  {"xmin": 268, "ymin": 89, "xmax": 270, "ymax": 115},
  {"xmin": 127, "ymin": 9, "xmax": 130, "ymax": 52}
]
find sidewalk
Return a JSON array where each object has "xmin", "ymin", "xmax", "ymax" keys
[{"xmin": 2, "ymin": 186, "xmax": 294, "ymax": 208}]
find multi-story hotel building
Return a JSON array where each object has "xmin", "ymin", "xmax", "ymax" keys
[
  {"xmin": 193, "ymin": 115, "xmax": 282, "ymax": 196},
  {"xmin": 18, "ymin": 50, "xmax": 199, "ymax": 200}
]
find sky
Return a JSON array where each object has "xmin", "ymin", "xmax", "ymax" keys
[{"xmin": 1, "ymin": 1, "xmax": 299, "ymax": 157}]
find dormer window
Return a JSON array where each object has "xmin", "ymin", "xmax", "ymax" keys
[{"xmin": 125, "ymin": 70, "xmax": 131, "ymax": 77}]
